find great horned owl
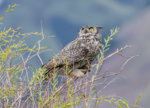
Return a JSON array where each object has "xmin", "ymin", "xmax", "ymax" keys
[{"xmin": 42, "ymin": 26, "xmax": 102, "ymax": 78}]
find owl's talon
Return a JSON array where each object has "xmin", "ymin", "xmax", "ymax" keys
[{"xmin": 70, "ymin": 69, "xmax": 86, "ymax": 77}]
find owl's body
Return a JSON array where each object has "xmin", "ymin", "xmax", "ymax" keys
[{"xmin": 42, "ymin": 26, "xmax": 102, "ymax": 78}]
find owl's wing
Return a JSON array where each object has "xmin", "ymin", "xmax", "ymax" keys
[{"xmin": 42, "ymin": 39, "xmax": 89, "ymax": 72}]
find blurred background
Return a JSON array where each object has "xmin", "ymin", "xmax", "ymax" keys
[{"xmin": 0, "ymin": 0, "xmax": 150, "ymax": 107}]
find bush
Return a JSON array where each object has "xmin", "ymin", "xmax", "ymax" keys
[{"xmin": 0, "ymin": 2, "xmax": 140, "ymax": 108}]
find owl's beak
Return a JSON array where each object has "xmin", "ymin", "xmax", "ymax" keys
[
  {"xmin": 97, "ymin": 27, "xmax": 103, "ymax": 29},
  {"xmin": 84, "ymin": 29, "xmax": 88, "ymax": 33}
]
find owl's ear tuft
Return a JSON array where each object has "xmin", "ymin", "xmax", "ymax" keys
[{"xmin": 97, "ymin": 27, "xmax": 103, "ymax": 29}]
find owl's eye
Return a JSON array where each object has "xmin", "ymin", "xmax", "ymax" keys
[
  {"xmin": 81, "ymin": 28, "xmax": 84, "ymax": 30},
  {"xmin": 89, "ymin": 27, "xmax": 94, "ymax": 31}
]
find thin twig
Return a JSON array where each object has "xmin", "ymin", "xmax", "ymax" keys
[{"xmin": 91, "ymin": 45, "xmax": 132, "ymax": 68}]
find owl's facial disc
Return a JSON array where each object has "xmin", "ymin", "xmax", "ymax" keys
[
  {"xmin": 79, "ymin": 26, "xmax": 97, "ymax": 37},
  {"xmin": 78, "ymin": 26, "xmax": 102, "ymax": 39}
]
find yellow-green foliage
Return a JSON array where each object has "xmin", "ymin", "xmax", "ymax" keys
[
  {"xmin": 0, "ymin": 5, "xmax": 45, "ymax": 106},
  {"xmin": 0, "ymin": 26, "xmax": 44, "ymax": 103},
  {"xmin": 0, "ymin": 3, "xmax": 18, "ymax": 24}
]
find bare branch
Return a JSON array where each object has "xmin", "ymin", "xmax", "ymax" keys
[{"xmin": 91, "ymin": 45, "xmax": 132, "ymax": 68}]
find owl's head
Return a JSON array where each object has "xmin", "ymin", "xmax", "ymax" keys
[{"xmin": 78, "ymin": 26, "xmax": 102, "ymax": 38}]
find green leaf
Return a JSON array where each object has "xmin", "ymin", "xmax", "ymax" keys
[{"xmin": 0, "ymin": 17, "xmax": 4, "ymax": 21}]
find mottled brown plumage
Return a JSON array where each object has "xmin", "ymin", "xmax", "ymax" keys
[{"xmin": 42, "ymin": 26, "xmax": 102, "ymax": 78}]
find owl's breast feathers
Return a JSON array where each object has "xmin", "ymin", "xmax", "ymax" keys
[{"xmin": 42, "ymin": 37, "xmax": 102, "ymax": 76}]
